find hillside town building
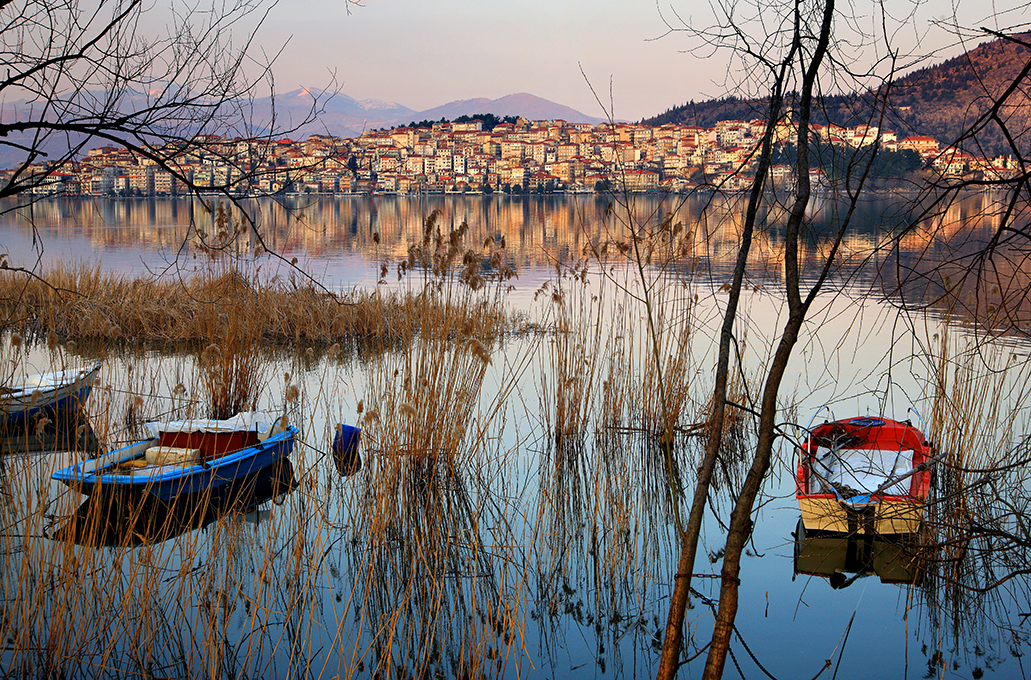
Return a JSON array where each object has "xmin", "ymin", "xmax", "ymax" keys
[{"xmin": 4, "ymin": 116, "xmax": 1013, "ymax": 197}]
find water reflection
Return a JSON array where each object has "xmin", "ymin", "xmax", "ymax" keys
[
  {"xmin": 340, "ymin": 460, "xmax": 520, "ymax": 678},
  {"xmin": 792, "ymin": 520, "xmax": 923, "ymax": 588},
  {"xmin": 53, "ymin": 458, "xmax": 296, "ymax": 546},
  {"xmin": 4, "ymin": 193, "xmax": 1024, "ymax": 313},
  {"xmin": 3, "ymin": 190, "xmax": 1031, "ymax": 677},
  {"xmin": 6, "ymin": 192, "xmax": 1028, "ymax": 344},
  {"xmin": 531, "ymin": 428, "xmax": 684, "ymax": 675},
  {"xmin": 0, "ymin": 410, "xmax": 102, "ymax": 456}
]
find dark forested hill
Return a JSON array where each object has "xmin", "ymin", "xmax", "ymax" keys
[
  {"xmin": 888, "ymin": 34, "xmax": 1031, "ymax": 155},
  {"xmin": 643, "ymin": 34, "xmax": 1031, "ymax": 156}
]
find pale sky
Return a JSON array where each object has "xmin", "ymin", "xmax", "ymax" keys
[{"xmin": 253, "ymin": 0, "xmax": 1028, "ymax": 121}]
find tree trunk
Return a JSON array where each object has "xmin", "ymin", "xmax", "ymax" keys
[
  {"xmin": 655, "ymin": 29, "xmax": 800, "ymax": 679},
  {"xmin": 702, "ymin": 319, "xmax": 803, "ymax": 678},
  {"xmin": 700, "ymin": 1, "xmax": 836, "ymax": 676}
]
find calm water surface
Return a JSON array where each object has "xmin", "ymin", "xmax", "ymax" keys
[{"xmin": 0, "ymin": 193, "xmax": 1028, "ymax": 679}]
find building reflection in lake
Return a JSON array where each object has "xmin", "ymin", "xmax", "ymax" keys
[{"xmin": 3, "ymin": 193, "xmax": 1012, "ymax": 302}]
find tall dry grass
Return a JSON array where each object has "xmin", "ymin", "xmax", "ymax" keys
[
  {"xmin": 0, "ymin": 198, "xmax": 739, "ymax": 679},
  {"xmin": 540, "ymin": 260, "xmax": 706, "ymax": 446},
  {"xmin": 0, "ymin": 202, "xmax": 534, "ymax": 679},
  {"xmin": 919, "ymin": 310, "xmax": 1031, "ymax": 655},
  {"xmin": 340, "ymin": 211, "xmax": 529, "ymax": 678},
  {"xmin": 359, "ymin": 211, "xmax": 508, "ymax": 470},
  {"xmin": 191, "ymin": 268, "xmax": 267, "ymax": 420},
  {"xmin": 0, "ymin": 262, "xmax": 416, "ymax": 347},
  {"xmin": 0, "ymin": 348, "xmax": 339, "ymax": 677},
  {"xmin": 528, "ymin": 203, "xmax": 718, "ymax": 652},
  {"xmin": 538, "ymin": 268, "xmax": 605, "ymax": 451}
]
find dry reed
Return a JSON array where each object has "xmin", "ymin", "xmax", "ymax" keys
[
  {"xmin": 339, "ymin": 211, "xmax": 527, "ymax": 678},
  {"xmin": 192, "ymin": 268, "xmax": 267, "ymax": 420},
  {"xmin": 0, "ymin": 263, "xmax": 433, "ymax": 348},
  {"xmin": 919, "ymin": 308, "xmax": 1031, "ymax": 658},
  {"xmin": 538, "ymin": 268, "xmax": 604, "ymax": 451},
  {"xmin": 0, "ymin": 200, "xmax": 726, "ymax": 679},
  {"xmin": 529, "ymin": 207, "xmax": 712, "ymax": 655},
  {"xmin": 520, "ymin": 192, "xmax": 717, "ymax": 630},
  {"xmin": 0, "ymin": 202, "xmax": 526, "ymax": 679}
]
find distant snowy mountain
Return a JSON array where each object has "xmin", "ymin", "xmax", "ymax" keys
[
  {"xmin": 247, "ymin": 88, "xmax": 416, "ymax": 138},
  {"xmin": 251, "ymin": 89, "xmax": 605, "ymax": 138},
  {"xmin": 358, "ymin": 98, "xmax": 414, "ymax": 114},
  {"xmin": 0, "ymin": 87, "xmax": 606, "ymax": 167}
]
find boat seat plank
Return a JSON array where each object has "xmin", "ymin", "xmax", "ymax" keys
[{"xmin": 145, "ymin": 446, "xmax": 202, "ymax": 466}]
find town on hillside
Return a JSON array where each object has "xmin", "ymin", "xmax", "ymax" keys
[{"xmin": 5, "ymin": 117, "xmax": 1019, "ymax": 198}]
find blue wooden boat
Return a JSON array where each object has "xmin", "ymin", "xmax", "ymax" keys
[
  {"xmin": 53, "ymin": 458, "xmax": 297, "ymax": 546},
  {"xmin": 1, "ymin": 362, "xmax": 101, "ymax": 425},
  {"xmin": 52, "ymin": 412, "xmax": 298, "ymax": 501}
]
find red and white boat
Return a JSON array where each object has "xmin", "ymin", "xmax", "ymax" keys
[{"xmin": 796, "ymin": 416, "xmax": 934, "ymax": 535}]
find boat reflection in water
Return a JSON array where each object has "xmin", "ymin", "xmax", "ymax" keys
[
  {"xmin": 1, "ymin": 414, "xmax": 103, "ymax": 456},
  {"xmin": 53, "ymin": 458, "xmax": 297, "ymax": 546},
  {"xmin": 792, "ymin": 519, "xmax": 923, "ymax": 589}
]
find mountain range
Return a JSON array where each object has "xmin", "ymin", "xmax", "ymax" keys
[
  {"xmin": 253, "ymin": 89, "xmax": 606, "ymax": 139},
  {"xmin": 3, "ymin": 34, "xmax": 1029, "ymax": 168},
  {"xmin": 0, "ymin": 90, "xmax": 604, "ymax": 167}
]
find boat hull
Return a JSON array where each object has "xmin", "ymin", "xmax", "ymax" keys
[
  {"xmin": 53, "ymin": 425, "xmax": 298, "ymax": 502},
  {"xmin": 1, "ymin": 363, "xmax": 101, "ymax": 425},
  {"xmin": 797, "ymin": 494, "xmax": 924, "ymax": 535}
]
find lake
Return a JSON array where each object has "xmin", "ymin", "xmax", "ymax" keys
[{"xmin": 0, "ymin": 192, "xmax": 1028, "ymax": 679}]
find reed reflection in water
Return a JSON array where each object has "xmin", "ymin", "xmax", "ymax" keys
[
  {"xmin": 1, "ymin": 316, "xmax": 1028, "ymax": 676},
  {"xmin": 3, "ymin": 192, "xmax": 1031, "ymax": 677}
]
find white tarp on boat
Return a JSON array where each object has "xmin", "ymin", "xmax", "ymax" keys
[
  {"xmin": 145, "ymin": 412, "xmax": 282, "ymax": 439},
  {"xmin": 815, "ymin": 446, "xmax": 912, "ymax": 496}
]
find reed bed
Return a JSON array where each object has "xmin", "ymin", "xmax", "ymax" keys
[
  {"xmin": 528, "ymin": 204, "xmax": 721, "ymax": 658},
  {"xmin": 0, "ymin": 206, "xmax": 547, "ymax": 679},
  {"xmin": 8, "ymin": 194, "xmax": 998, "ymax": 678},
  {"xmin": 537, "ymin": 269, "xmax": 604, "ymax": 452},
  {"xmin": 191, "ymin": 269, "xmax": 268, "ymax": 420},
  {"xmin": 523, "ymin": 190, "xmax": 765, "ymax": 653},
  {"xmin": 920, "ymin": 311, "xmax": 1031, "ymax": 660},
  {"xmin": 332, "ymin": 211, "xmax": 531, "ymax": 678},
  {"xmin": 0, "ymin": 203, "xmax": 495, "ymax": 350},
  {"xmin": 0, "ymin": 193, "xmax": 776, "ymax": 680},
  {"xmin": 1, "ymin": 349, "xmax": 353, "ymax": 677},
  {"xmin": 635, "ymin": 283, "xmax": 701, "ymax": 445},
  {"xmin": 0, "ymin": 263, "xmax": 445, "ymax": 347},
  {"xmin": 0, "ymin": 201, "xmax": 508, "ymax": 356},
  {"xmin": 539, "ymin": 261, "xmax": 708, "ymax": 446},
  {"xmin": 358, "ymin": 211, "xmax": 507, "ymax": 473}
]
